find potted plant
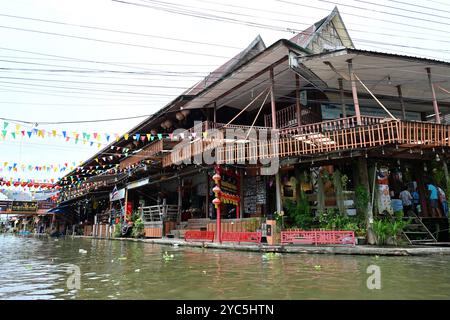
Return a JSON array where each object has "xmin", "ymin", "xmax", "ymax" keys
[{"xmin": 355, "ymin": 226, "xmax": 367, "ymax": 245}]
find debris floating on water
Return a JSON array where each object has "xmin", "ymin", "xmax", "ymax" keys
[
  {"xmin": 314, "ymin": 265, "xmax": 321, "ymax": 270},
  {"xmin": 78, "ymin": 249, "xmax": 87, "ymax": 254},
  {"xmin": 118, "ymin": 257, "xmax": 127, "ymax": 261},
  {"xmin": 262, "ymin": 252, "xmax": 281, "ymax": 260},
  {"xmin": 135, "ymin": 269, "xmax": 141, "ymax": 273},
  {"xmin": 163, "ymin": 251, "xmax": 174, "ymax": 261}
]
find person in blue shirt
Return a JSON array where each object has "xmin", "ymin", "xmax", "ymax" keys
[
  {"xmin": 411, "ymin": 186, "xmax": 420, "ymax": 215},
  {"xmin": 427, "ymin": 182, "xmax": 441, "ymax": 218}
]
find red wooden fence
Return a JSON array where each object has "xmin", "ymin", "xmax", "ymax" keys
[
  {"xmin": 221, "ymin": 232, "xmax": 262, "ymax": 244},
  {"xmin": 281, "ymin": 230, "xmax": 356, "ymax": 246},
  {"xmin": 184, "ymin": 230, "xmax": 215, "ymax": 242}
]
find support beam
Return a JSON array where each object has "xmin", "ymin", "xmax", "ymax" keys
[
  {"xmin": 270, "ymin": 67, "xmax": 283, "ymax": 214},
  {"xmin": 205, "ymin": 171, "xmax": 209, "ymax": 219},
  {"xmin": 397, "ymin": 85, "xmax": 407, "ymax": 120},
  {"xmin": 347, "ymin": 59, "xmax": 362, "ymax": 126},
  {"xmin": 356, "ymin": 157, "xmax": 375, "ymax": 245},
  {"xmin": 177, "ymin": 178, "xmax": 182, "ymax": 224},
  {"xmin": 338, "ymin": 78, "xmax": 347, "ymax": 118},
  {"xmin": 295, "ymin": 73, "xmax": 302, "ymax": 125},
  {"xmin": 270, "ymin": 68, "xmax": 277, "ymax": 129},
  {"xmin": 213, "ymin": 101, "xmax": 217, "ymax": 123},
  {"xmin": 426, "ymin": 67, "xmax": 441, "ymax": 124}
]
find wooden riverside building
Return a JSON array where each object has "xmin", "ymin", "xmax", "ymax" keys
[{"xmin": 56, "ymin": 7, "xmax": 450, "ymax": 244}]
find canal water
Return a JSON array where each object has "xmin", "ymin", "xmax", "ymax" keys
[{"xmin": 0, "ymin": 234, "xmax": 449, "ymax": 300}]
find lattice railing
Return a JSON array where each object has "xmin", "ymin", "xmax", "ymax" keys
[
  {"xmin": 162, "ymin": 119, "xmax": 450, "ymax": 167},
  {"xmin": 221, "ymin": 232, "xmax": 262, "ymax": 244},
  {"xmin": 281, "ymin": 230, "xmax": 356, "ymax": 246}
]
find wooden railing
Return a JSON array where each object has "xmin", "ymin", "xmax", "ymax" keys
[
  {"xmin": 264, "ymin": 104, "xmax": 322, "ymax": 128},
  {"xmin": 162, "ymin": 118, "xmax": 450, "ymax": 167},
  {"xmin": 280, "ymin": 116, "xmax": 384, "ymax": 137}
]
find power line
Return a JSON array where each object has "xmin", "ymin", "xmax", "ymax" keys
[
  {"xmin": 353, "ymin": 0, "xmax": 450, "ymax": 20},
  {"xmin": 0, "ymin": 114, "xmax": 153, "ymax": 125},
  {"xmin": 387, "ymin": 0, "xmax": 450, "ymax": 14},
  {"xmin": 0, "ymin": 13, "xmax": 241, "ymax": 50}
]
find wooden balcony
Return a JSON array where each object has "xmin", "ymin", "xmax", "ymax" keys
[
  {"xmin": 119, "ymin": 138, "xmax": 179, "ymax": 170},
  {"xmin": 162, "ymin": 117, "xmax": 450, "ymax": 167},
  {"xmin": 264, "ymin": 104, "xmax": 322, "ymax": 129}
]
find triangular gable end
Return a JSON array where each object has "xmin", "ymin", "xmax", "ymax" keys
[
  {"xmin": 183, "ymin": 35, "xmax": 266, "ymax": 96},
  {"xmin": 290, "ymin": 6, "xmax": 354, "ymax": 54}
]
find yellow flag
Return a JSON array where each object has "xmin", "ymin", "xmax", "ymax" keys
[
  {"xmin": 15, "ymin": 124, "xmax": 21, "ymax": 131},
  {"xmin": 52, "ymin": 130, "xmax": 57, "ymax": 137},
  {"xmin": 124, "ymin": 133, "xmax": 129, "ymax": 140}
]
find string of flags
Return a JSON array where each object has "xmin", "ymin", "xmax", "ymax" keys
[
  {"xmin": 0, "ymin": 162, "xmax": 120, "ymax": 173},
  {"xmin": 0, "ymin": 121, "xmax": 208, "ymax": 148}
]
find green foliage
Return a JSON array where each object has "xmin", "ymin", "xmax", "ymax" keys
[
  {"xmin": 341, "ymin": 174, "xmax": 349, "ymax": 191},
  {"xmin": 245, "ymin": 218, "xmax": 260, "ymax": 232},
  {"xmin": 284, "ymin": 198, "xmax": 313, "ymax": 230},
  {"xmin": 113, "ymin": 222, "xmax": 122, "ymax": 238},
  {"xmin": 372, "ymin": 218, "xmax": 411, "ymax": 245},
  {"xmin": 332, "ymin": 170, "xmax": 345, "ymax": 215},
  {"xmin": 131, "ymin": 218, "xmax": 145, "ymax": 238},
  {"xmin": 355, "ymin": 185, "xmax": 370, "ymax": 217}
]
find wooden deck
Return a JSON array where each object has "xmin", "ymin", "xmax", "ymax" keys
[{"xmin": 162, "ymin": 117, "xmax": 450, "ymax": 167}]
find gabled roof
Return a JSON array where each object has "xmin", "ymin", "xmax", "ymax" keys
[
  {"xmin": 289, "ymin": 6, "xmax": 354, "ymax": 53},
  {"xmin": 183, "ymin": 35, "xmax": 266, "ymax": 96}
]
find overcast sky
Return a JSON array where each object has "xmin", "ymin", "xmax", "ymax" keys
[{"xmin": 0, "ymin": 0, "xmax": 449, "ymax": 188}]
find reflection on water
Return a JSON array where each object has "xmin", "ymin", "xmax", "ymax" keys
[{"xmin": 0, "ymin": 234, "xmax": 449, "ymax": 300}]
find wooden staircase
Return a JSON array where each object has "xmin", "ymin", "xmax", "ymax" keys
[{"xmin": 401, "ymin": 215, "xmax": 437, "ymax": 245}]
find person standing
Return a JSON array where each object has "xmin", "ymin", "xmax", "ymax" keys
[
  {"xmin": 400, "ymin": 185, "xmax": 413, "ymax": 216},
  {"xmin": 427, "ymin": 182, "xmax": 441, "ymax": 218},
  {"xmin": 437, "ymin": 186, "xmax": 448, "ymax": 218}
]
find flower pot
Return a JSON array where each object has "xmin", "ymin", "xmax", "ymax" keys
[{"xmin": 356, "ymin": 236, "xmax": 366, "ymax": 245}]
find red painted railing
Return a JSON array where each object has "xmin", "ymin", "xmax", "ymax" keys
[
  {"xmin": 281, "ymin": 230, "xmax": 356, "ymax": 246},
  {"xmin": 184, "ymin": 230, "xmax": 215, "ymax": 242},
  {"xmin": 221, "ymin": 232, "xmax": 262, "ymax": 244}
]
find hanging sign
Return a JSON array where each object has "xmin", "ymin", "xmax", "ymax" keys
[{"xmin": 126, "ymin": 178, "xmax": 149, "ymax": 190}]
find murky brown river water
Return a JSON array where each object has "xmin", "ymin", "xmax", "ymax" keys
[{"xmin": 0, "ymin": 234, "xmax": 449, "ymax": 299}]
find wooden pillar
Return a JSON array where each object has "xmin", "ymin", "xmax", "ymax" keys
[
  {"xmin": 205, "ymin": 171, "xmax": 209, "ymax": 219},
  {"xmin": 426, "ymin": 67, "xmax": 441, "ymax": 124},
  {"xmin": 239, "ymin": 168, "xmax": 244, "ymax": 218},
  {"xmin": 270, "ymin": 68, "xmax": 283, "ymax": 214},
  {"xmin": 338, "ymin": 78, "xmax": 347, "ymax": 118},
  {"xmin": 356, "ymin": 157, "xmax": 375, "ymax": 244},
  {"xmin": 270, "ymin": 68, "xmax": 277, "ymax": 129},
  {"xmin": 177, "ymin": 178, "xmax": 182, "ymax": 223},
  {"xmin": 347, "ymin": 59, "xmax": 362, "ymax": 125},
  {"xmin": 213, "ymin": 101, "xmax": 217, "ymax": 123},
  {"xmin": 295, "ymin": 73, "xmax": 302, "ymax": 125},
  {"xmin": 411, "ymin": 162, "xmax": 429, "ymax": 217},
  {"xmin": 397, "ymin": 85, "xmax": 407, "ymax": 120},
  {"xmin": 443, "ymin": 160, "xmax": 450, "ymax": 190}
]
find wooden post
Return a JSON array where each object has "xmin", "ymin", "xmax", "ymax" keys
[
  {"xmin": 270, "ymin": 68, "xmax": 283, "ymax": 214},
  {"xmin": 443, "ymin": 160, "xmax": 449, "ymax": 191},
  {"xmin": 347, "ymin": 59, "xmax": 362, "ymax": 125},
  {"xmin": 270, "ymin": 68, "xmax": 277, "ymax": 129},
  {"xmin": 213, "ymin": 101, "xmax": 217, "ymax": 123},
  {"xmin": 205, "ymin": 171, "xmax": 209, "ymax": 219},
  {"xmin": 356, "ymin": 157, "xmax": 376, "ymax": 244},
  {"xmin": 427, "ymin": 67, "xmax": 441, "ymax": 124},
  {"xmin": 397, "ymin": 85, "xmax": 407, "ymax": 120},
  {"xmin": 177, "ymin": 178, "xmax": 182, "ymax": 223},
  {"xmin": 339, "ymin": 78, "xmax": 347, "ymax": 118},
  {"xmin": 295, "ymin": 74, "xmax": 302, "ymax": 125},
  {"xmin": 239, "ymin": 168, "xmax": 244, "ymax": 218}
]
